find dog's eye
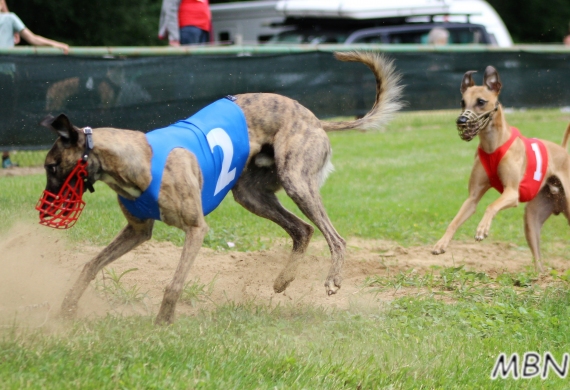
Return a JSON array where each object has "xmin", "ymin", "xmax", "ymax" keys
[
  {"xmin": 45, "ymin": 163, "xmax": 58, "ymax": 173},
  {"xmin": 476, "ymin": 98, "xmax": 487, "ymax": 106}
]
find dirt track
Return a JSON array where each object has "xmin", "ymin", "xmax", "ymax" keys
[
  {"xmin": 1, "ymin": 222, "xmax": 568, "ymax": 327},
  {"xmin": 0, "ymin": 167, "xmax": 44, "ymax": 177}
]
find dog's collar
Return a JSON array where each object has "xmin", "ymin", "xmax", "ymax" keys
[
  {"xmin": 81, "ymin": 127, "xmax": 95, "ymax": 193},
  {"xmin": 457, "ymin": 102, "xmax": 499, "ymax": 141}
]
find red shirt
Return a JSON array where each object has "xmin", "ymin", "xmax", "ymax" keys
[
  {"xmin": 477, "ymin": 127, "xmax": 548, "ymax": 202},
  {"xmin": 178, "ymin": 0, "xmax": 211, "ymax": 32}
]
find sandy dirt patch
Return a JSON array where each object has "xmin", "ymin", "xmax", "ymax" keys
[
  {"xmin": 0, "ymin": 167, "xmax": 44, "ymax": 177},
  {"xmin": 1, "ymin": 222, "xmax": 568, "ymax": 328}
]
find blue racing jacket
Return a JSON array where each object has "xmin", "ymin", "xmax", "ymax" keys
[{"xmin": 119, "ymin": 97, "xmax": 249, "ymax": 220}]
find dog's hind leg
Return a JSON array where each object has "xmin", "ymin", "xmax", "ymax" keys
[
  {"xmin": 275, "ymin": 134, "xmax": 346, "ymax": 296},
  {"xmin": 232, "ymin": 166, "xmax": 314, "ymax": 294},
  {"xmin": 60, "ymin": 217, "xmax": 154, "ymax": 319},
  {"xmin": 280, "ymin": 170, "xmax": 345, "ymax": 296},
  {"xmin": 524, "ymin": 188, "xmax": 555, "ymax": 272}
]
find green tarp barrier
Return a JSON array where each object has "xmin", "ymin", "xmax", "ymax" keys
[{"xmin": 1, "ymin": 46, "xmax": 570, "ymax": 149}]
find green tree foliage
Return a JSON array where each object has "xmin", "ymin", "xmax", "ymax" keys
[
  {"xmin": 487, "ymin": 0, "xmax": 570, "ymax": 43},
  {"xmin": 7, "ymin": 0, "xmax": 163, "ymax": 46}
]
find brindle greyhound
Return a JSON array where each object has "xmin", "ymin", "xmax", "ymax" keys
[
  {"xmin": 432, "ymin": 66, "xmax": 570, "ymax": 272},
  {"xmin": 39, "ymin": 51, "xmax": 402, "ymax": 324}
]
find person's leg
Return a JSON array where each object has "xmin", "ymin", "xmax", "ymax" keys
[{"xmin": 198, "ymin": 29, "xmax": 209, "ymax": 44}]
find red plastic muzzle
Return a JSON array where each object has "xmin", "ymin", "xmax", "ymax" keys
[{"xmin": 36, "ymin": 159, "xmax": 88, "ymax": 229}]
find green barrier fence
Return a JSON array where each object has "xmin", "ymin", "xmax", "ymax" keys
[{"xmin": 1, "ymin": 44, "xmax": 570, "ymax": 149}]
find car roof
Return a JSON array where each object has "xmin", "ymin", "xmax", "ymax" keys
[{"xmin": 276, "ymin": 0, "xmax": 453, "ymax": 20}]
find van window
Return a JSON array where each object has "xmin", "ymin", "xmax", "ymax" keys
[
  {"xmin": 269, "ymin": 30, "xmax": 349, "ymax": 44},
  {"xmin": 352, "ymin": 27, "xmax": 487, "ymax": 45},
  {"xmin": 451, "ymin": 29, "xmax": 483, "ymax": 44},
  {"xmin": 353, "ymin": 35, "xmax": 385, "ymax": 44}
]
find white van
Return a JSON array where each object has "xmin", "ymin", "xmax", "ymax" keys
[
  {"xmin": 210, "ymin": 0, "xmax": 513, "ymax": 47},
  {"xmin": 210, "ymin": 0, "xmax": 285, "ymax": 44}
]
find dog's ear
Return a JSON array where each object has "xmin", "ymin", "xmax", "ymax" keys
[
  {"xmin": 41, "ymin": 114, "xmax": 79, "ymax": 145},
  {"xmin": 40, "ymin": 115, "xmax": 55, "ymax": 129},
  {"xmin": 483, "ymin": 66, "xmax": 502, "ymax": 94},
  {"xmin": 460, "ymin": 71, "xmax": 477, "ymax": 94}
]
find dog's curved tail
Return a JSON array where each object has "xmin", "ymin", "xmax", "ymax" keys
[
  {"xmin": 321, "ymin": 51, "xmax": 403, "ymax": 132},
  {"xmin": 562, "ymin": 122, "xmax": 570, "ymax": 150}
]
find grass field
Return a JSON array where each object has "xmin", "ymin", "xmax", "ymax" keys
[{"xmin": 2, "ymin": 108, "xmax": 570, "ymax": 388}]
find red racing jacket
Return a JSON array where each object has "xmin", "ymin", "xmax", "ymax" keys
[{"xmin": 477, "ymin": 127, "xmax": 548, "ymax": 202}]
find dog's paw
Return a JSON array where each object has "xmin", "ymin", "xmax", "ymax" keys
[
  {"xmin": 273, "ymin": 278, "xmax": 293, "ymax": 294},
  {"xmin": 474, "ymin": 227, "xmax": 488, "ymax": 241},
  {"xmin": 432, "ymin": 246, "xmax": 445, "ymax": 255},
  {"xmin": 324, "ymin": 275, "xmax": 342, "ymax": 296},
  {"xmin": 475, "ymin": 222, "xmax": 491, "ymax": 241},
  {"xmin": 154, "ymin": 314, "xmax": 174, "ymax": 326},
  {"xmin": 432, "ymin": 240, "xmax": 447, "ymax": 255},
  {"xmin": 59, "ymin": 304, "xmax": 78, "ymax": 320},
  {"xmin": 273, "ymin": 268, "xmax": 297, "ymax": 293},
  {"xmin": 474, "ymin": 231, "xmax": 489, "ymax": 241}
]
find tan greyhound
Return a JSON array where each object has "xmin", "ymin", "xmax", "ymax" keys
[{"xmin": 432, "ymin": 65, "xmax": 570, "ymax": 272}]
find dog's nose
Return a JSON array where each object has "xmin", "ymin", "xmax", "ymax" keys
[{"xmin": 456, "ymin": 116, "xmax": 468, "ymax": 125}]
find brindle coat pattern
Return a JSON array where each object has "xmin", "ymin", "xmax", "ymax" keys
[
  {"xmin": 432, "ymin": 66, "xmax": 570, "ymax": 272},
  {"xmin": 41, "ymin": 51, "xmax": 402, "ymax": 324}
]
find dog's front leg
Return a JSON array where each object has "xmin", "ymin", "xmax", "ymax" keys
[
  {"xmin": 155, "ymin": 223, "xmax": 208, "ymax": 325},
  {"xmin": 475, "ymin": 147, "xmax": 525, "ymax": 241},
  {"xmin": 475, "ymin": 155, "xmax": 524, "ymax": 241},
  {"xmin": 433, "ymin": 196, "xmax": 481, "ymax": 254},
  {"xmin": 433, "ymin": 162, "xmax": 490, "ymax": 254},
  {"xmin": 60, "ymin": 219, "xmax": 154, "ymax": 319},
  {"xmin": 475, "ymin": 188, "xmax": 520, "ymax": 241}
]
